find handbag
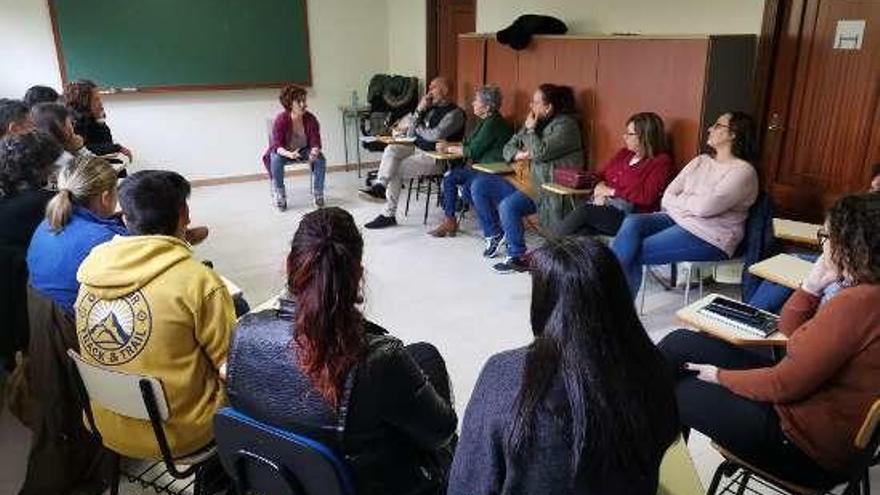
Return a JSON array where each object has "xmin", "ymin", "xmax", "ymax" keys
[{"xmin": 553, "ymin": 168, "xmax": 598, "ymax": 190}]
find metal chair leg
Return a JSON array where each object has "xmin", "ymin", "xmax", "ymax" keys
[
  {"xmin": 110, "ymin": 453, "xmax": 121, "ymax": 495},
  {"xmin": 639, "ymin": 265, "xmax": 648, "ymax": 315},
  {"xmin": 405, "ymin": 178, "xmax": 414, "ymax": 217},
  {"xmin": 424, "ymin": 176, "xmax": 432, "ymax": 224},
  {"xmin": 698, "ymin": 266, "xmax": 705, "ymax": 299},
  {"xmin": 735, "ymin": 471, "xmax": 750, "ymax": 495},
  {"xmin": 436, "ymin": 176, "xmax": 442, "ymax": 207},
  {"xmin": 683, "ymin": 264, "xmax": 693, "ymax": 305}
]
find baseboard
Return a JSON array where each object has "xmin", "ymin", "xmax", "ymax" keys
[{"xmin": 190, "ymin": 161, "xmax": 379, "ymax": 188}]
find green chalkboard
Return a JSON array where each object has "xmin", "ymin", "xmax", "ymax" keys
[{"xmin": 49, "ymin": 0, "xmax": 311, "ymax": 91}]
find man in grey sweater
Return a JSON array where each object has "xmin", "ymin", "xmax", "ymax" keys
[{"xmin": 361, "ymin": 77, "xmax": 466, "ymax": 229}]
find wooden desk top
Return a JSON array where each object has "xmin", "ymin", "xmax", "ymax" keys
[
  {"xmin": 376, "ymin": 135, "xmax": 417, "ymax": 145},
  {"xmin": 425, "ymin": 150, "xmax": 463, "ymax": 160},
  {"xmin": 748, "ymin": 254, "xmax": 813, "ymax": 290},
  {"xmin": 541, "ymin": 182, "xmax": 593, "ymax": 195},
  {"xmin": 773, "ymin": 218, "xmax": 822, "ymax": 246},
  {"xmin": 472, "ymin": 162, "xmax": 514, "ymax": 175},
  {"xmin": 676, "ymin": 294, "xmax": 787, "ymax": 346}
]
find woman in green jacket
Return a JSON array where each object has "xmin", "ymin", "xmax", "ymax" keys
[
  {"xmin": 471, "ymin": 84, "xmax": 585, "ymax": 273},
  {"xmin": 429, "ymin": 85, "xmax": 514, "ymax": 237}
]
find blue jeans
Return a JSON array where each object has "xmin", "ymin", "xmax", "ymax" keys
[
  {"xmin": 611, "ymin": 212, "xmax": 727, "ymax": 297},
  {"xmin": 441, "ymin": 167, "xmax": 477, "ymax": 217},
  {"xmin": 471, "ymin": 174, "xmax": 536, "ymax": 258},
  {"xmin": 748, "ymin": 253, "xmax": 818, "ymax": 312},
  {"xmin": 269, "ymin": 152, "xmax": 326, "ymax": 196}
]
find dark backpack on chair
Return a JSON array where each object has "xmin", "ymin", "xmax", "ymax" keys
[{"xmin": 740, "ymin": 191, "xmax": 779, "ymax": 302}]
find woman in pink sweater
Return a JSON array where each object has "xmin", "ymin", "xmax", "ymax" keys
[{"xmin": 610, "ymin": 111, "xmax": 759, "ymax": 297}]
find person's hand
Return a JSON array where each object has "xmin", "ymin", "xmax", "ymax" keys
[
  {"xmin": 119, "ymin": 146, "xmax": 133, "ymax": 161},
  {"xmin": 684, "ymin": 363, "xmax": 719, "ymax": 384},
  {"xmin": 802, "ymin": 254, "xmax": 841, "ymax": 296},
  {"xmin": 309, "ymin": 147, "xmax": 321, "ymax": 161},
  {"xmin": 218, "ymin": 362, "xmax": 228, "ymax": 382},
  {"xmin": 417, "ymin": 93, "xmax": 433, "ymax": 112},
  {"xmin": 68, "ymin": 134, "xmax": 85, "ymax": 152},
  {"xmin": 524, "ymin": 111, "xmax": 538, "ymax": 130},
  {"xmin": 594, "ymin": 182, "xmax": 614, "ymax": 199},
  {"xmin": 435, "ymin": 141, "xmax": 448, "ymax": 153},
  {"xmin": 593, "ymin": 193, "xmax": 608, "ymax": 206},
  {"xmin": 185, "ymin": 226, "xmax": 210, "ymax": 246},
  {"xmin": 514, "ymin": 150, "xmax": 531, "ymax": 161}
]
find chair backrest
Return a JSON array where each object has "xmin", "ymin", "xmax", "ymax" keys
[
  {"xmin": 658, "ymin": 436, "xmax": 703, "ymax": 495},
  {"xmin": 214, "ymin": 407, "xmax": 355, "ymax": 495},
  {"xmin": 66, "ymin": 349, "xmax": 169, "ymax": 421},
  {"xmin": 855, "ymin": 399, "xmax": 880, "ymax": 450}
]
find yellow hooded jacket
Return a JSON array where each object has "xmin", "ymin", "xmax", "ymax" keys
[{"xmin": 75, "ymin": 235, "xmax": 235, "ymax": 459}]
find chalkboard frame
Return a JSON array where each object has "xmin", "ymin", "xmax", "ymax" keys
[{"xmin": 47, "ymin": 0, "xmax": 313, "ymax": 93}]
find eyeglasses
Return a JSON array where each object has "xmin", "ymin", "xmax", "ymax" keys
[
  {"xmin": 816, "ymin": 229, "xmax": 830, "ymax": 246},
  {"xmin": 710, "ymin": 123, "xmax": 730, "ymax": 130}
]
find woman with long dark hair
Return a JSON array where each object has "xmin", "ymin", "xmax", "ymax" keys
[
  {"xmin": 470, "ymin": 83, "xmax": 585, "ymax": 273},
  {"xmin": 611, "ymin": 111, "xmax": 760, "ymax": 297},
  {"xmin": 660, "ymin": 192, "xmax": 880, "ymax": 489},
  {"xmin": 448, "ymin": 237, "xmax": 679, "ymax": 494},
  {"xmin": 226, "ymin": 207, "xmax": 457, "ymax": 495}
]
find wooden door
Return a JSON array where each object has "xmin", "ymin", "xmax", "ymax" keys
[
  {"xmin": 761, "ymin": 0, "xmax": 880, "ymax": 221},
  {"xmin": 428, "ymin": 0, "xmax": 476, "ymax": 100}
]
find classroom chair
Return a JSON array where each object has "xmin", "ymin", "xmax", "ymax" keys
[
  {"xmin": 66, "ymin": 349, "xmax": 221, "ymax": 495},
  {"xmin": 707, "ymin": 399, "xmax": 880, "ymax": 495},
  {"xmin": 638, "ymin": 192, "xmax": 775, "ymax": 314},
  {"xmin": 213, "ymin": 407, "xmax": 355, "ymax": 495},
  {"xmin": 658, "ymin": 436, "xmax": 704, "ymax": 495},
  {"xmin": 404, "ymin": 174, "xmax": 444, "ymax": 225}
]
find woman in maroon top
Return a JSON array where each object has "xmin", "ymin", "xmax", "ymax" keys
[
  {"xmin": 556, "ymin": 112, "xmax": 672, "ymax": 237},
  {"xmin": 262, "ymin": 84, "xmax": 326, "ymax": 211}
]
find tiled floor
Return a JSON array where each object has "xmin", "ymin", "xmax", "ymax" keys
[{"xmin": 1, "ymin": 168, "xmax": 874, "ymax": 494}]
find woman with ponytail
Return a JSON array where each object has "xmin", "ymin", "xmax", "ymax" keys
[
  {"xmin": 226, "ymin": 207, "xmax": 457, "ymax": 495},
  {"xmin": 27, "ymin": 155, "xmax": 125, "ymax": 313},
  {"xmin": 448, "ymin": 237, "xmax": 679, "ymax": 494}
]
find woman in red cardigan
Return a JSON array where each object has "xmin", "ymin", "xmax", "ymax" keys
[
  {"xmin": 556, "ymin": 112, "xmax": 672, "ymax": 237},
  {"xmin": 262, "ymin": 84, "xmax": 326, "ymax": 210}
]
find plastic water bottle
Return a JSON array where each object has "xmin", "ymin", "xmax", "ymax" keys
[{"xmin": 351, "ymin": 90, "xmax": 359, "ymax": 110}]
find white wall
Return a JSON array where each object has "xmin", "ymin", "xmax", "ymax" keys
[
  {"xmin": 387, "ymin": 0, "xmax": 427, "ymax": 81},
  {"xmin": 0, "ymin": 0, "xmax": 390, "ymax": 181},
  {"xmin": 477, "ymin": 0, "xmax": 765, "ymax": 34}
]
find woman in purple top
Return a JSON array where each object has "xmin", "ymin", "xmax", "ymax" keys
[{"xmin": 262, "ymin": 84, "xmax": 326, "ymax": 210}]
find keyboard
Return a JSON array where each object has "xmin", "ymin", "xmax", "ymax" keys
[{"xmin": 698, "ymin": 300, "xmax": 779, "ymax": 338}]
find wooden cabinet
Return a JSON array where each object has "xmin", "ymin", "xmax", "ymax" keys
[{"xmin": 457, "ymin": 34, "xmax": 757, "ymax": 172}]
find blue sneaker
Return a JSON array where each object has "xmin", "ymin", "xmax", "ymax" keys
[{"xmin": 482, "ymin": 234, "xmax": 505, "ymax": 258}]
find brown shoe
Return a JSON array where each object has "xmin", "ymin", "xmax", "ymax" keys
[{"xmin": 428, "ymin": 216, "xmax": 458, "ymax": 238}]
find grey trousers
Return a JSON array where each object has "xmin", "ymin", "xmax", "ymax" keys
[{"xmin": 377, "ymin": 144, "xmax": 442, "ymax": 217}]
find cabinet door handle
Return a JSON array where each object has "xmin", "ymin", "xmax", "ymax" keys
[{"xmin": 767, "ymin": 112, "xmax": 784, "ymax": 132}]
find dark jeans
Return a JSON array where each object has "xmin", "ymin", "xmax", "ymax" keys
[
  {"xmin": 658, "ymin": 330, "xmax": 842, "ymax": 488},
  {"xmin": 441, "ymin": 167, "xmax": 477, "ymax": 218},
  {"xmin": 610, "ymin": 213, "xmax": 727, "ymax": 297},
  {"xmin": 471, "ymin": 175, "xmax": 536, "ymax": 258},
  {"xmin": 748, "ymin": 254, "xmax": 819, "ymax": 313},
  {"xmin": 556, "ymin": 203, "xmax": 625, "ymax": 237}
]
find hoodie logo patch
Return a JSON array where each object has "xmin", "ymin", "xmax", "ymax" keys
[{"xmin": 77, "ymin": 290, "xmax": 152, "ymax": 366}]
